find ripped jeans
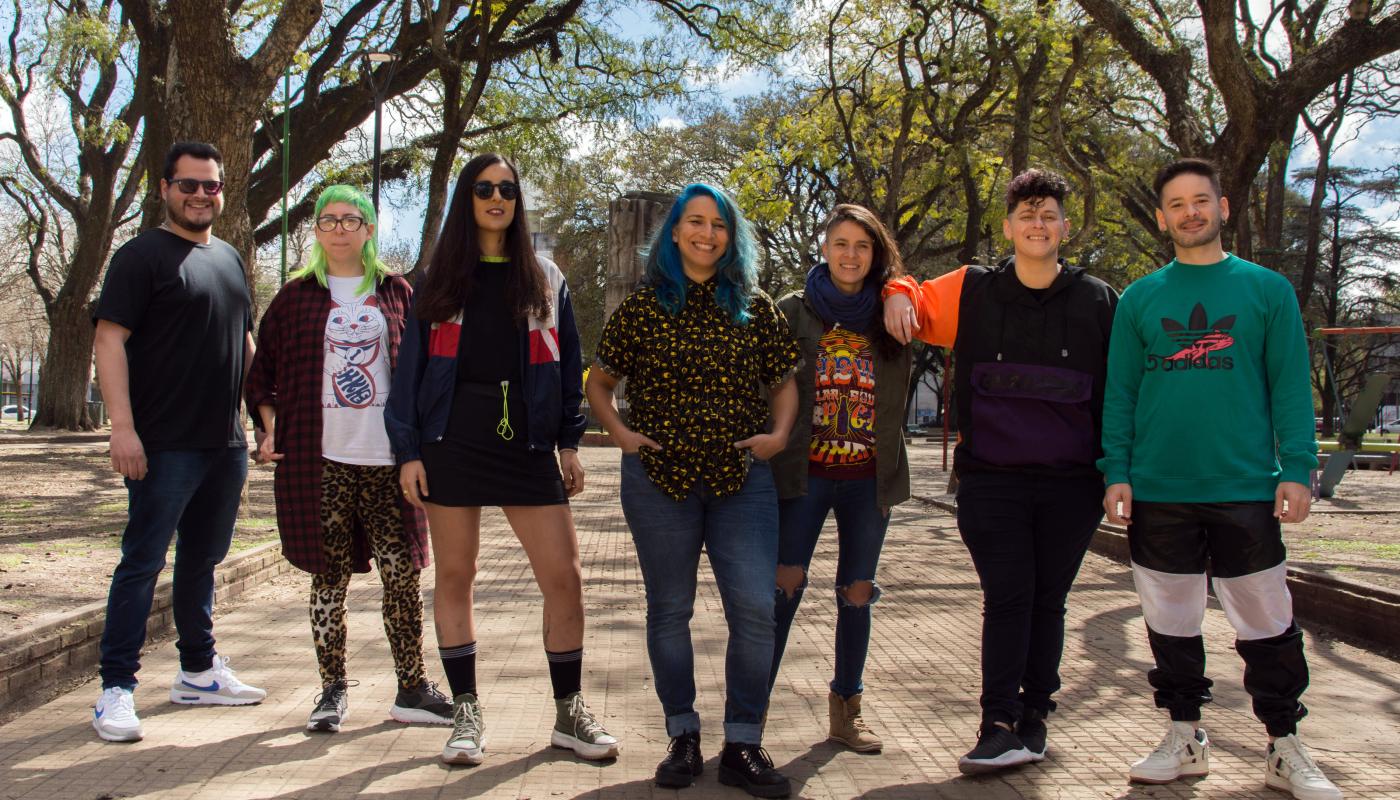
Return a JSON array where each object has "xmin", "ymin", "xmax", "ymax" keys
[{"xmin": 769, "ymin": 475, "xmax": 888, "ymax": 699}]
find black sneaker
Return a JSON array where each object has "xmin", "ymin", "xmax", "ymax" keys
[
  {"xmin": 307, "ymin": 681, "xmax": 349, "ymax": 732},
  {"xmin": 655, "ymin": 731, "xmax": 703, "ymax": 788},
  {"xmin": 1018, "ymin": 708, "xmax": 1047, "ymax": 762},
  {"xmin": 390, "ymin": 680, "xmax": 453, "ymax": 725},
  {"xmin": 718, "ymin": 742, "xmax": 791, "ymax": 798},
  {"xmin": 958, "ymin": 723, "xmax": 1034, "ymax": 775}
]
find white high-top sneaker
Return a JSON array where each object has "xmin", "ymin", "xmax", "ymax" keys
[
  {"xmin": 1129, "ymin": 720, "xmax": 1210, "ymax": 784},
  {"xmin": 1265, "ymin": 734, "xmax": 1343, "ymax": 800}
]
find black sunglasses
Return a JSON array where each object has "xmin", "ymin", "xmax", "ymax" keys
[
  {"xmin": 169, "ymin": 178, "xmax": 224, "ymax": 195},
  {"xmin": 472, "ymin": 180, "xmax": 519, "ymax": 201}
]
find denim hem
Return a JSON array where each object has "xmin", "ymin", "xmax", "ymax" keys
[
  {"xmin": 724, "ymin": 721, "xmax": 762, "ymax": 744},
  {"xmin": 665, "ymin": 711, "xmax": 701, "ymax": 737}
]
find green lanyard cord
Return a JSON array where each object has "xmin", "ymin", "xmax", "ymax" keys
[{"xmin": 496, "ymin": 380, "xmax": 514, "ymax": 441}]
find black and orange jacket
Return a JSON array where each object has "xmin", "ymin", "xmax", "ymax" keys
[{"xmin": 884, "ymin": 257, "xmax": 1118, "ymax": 477}]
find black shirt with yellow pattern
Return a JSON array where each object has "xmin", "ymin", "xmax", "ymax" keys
[{"xmin": 596, "ymin": 278, "xmax": 801, "ymax": 500}]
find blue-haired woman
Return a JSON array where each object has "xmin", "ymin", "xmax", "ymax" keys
[
  {"xmin": 246, "ymin": 185, "xmax": 451, "ymax": 733},
  {"xmin": 587, "ymin": 184, "xmax": 801, "ymax": 798}
]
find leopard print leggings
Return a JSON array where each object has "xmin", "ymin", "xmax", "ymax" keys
[{"xmin": 311, "ymin": 460, "xmax": 425, "ymax": 691}]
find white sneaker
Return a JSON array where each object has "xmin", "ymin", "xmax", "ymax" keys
[
  {"xmin": 1265, "ymin": 734, "xmax": 1343, "ymax": 800},
  {"xmin": 93, "ymin": 687, "xmax": 143, "ymax": 742},
  {"xmin": 169, "ymin": 655, "xmax": 267, "ymax": 705},
  {"xmin": 1129, "ymin": 721, "xmax": 1210, "ymax": 784}
]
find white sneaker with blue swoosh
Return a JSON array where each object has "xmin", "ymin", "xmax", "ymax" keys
[
  {"xmin": 93, "ymin": 686, "xmax": 143, "ymax": 741},
  {"xmin": 169, "ymin": 655, "xmax": 267, "ymax": 705}
]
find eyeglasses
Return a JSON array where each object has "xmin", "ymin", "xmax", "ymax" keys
[
  {"xmin": 169, "ymin": 179, "xmax": 224, "ymax": 195},
  {"xmin": 315, "ymin": 215, "xmax": 366, "ymax": 232},
  {"xmin": 472, "ymin": 180, "xmax": 519, "ymax": 201}
]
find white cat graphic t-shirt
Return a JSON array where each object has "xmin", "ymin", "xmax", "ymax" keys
[{"xmin": 321, "ymin": 275, "xmax": 394, "ymax": 465}]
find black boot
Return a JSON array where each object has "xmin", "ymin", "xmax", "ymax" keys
[
  {"xmin": 718, "ymin": 742, "xmax": 791, "ymax": 798},
  {"xmin": 655, "ymin": 731, "xmax": 703, "ymax": 788}
]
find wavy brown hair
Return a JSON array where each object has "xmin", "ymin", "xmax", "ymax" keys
[
  {"xmin": 821, "ymin": 203, "xmax": 905, "ymax": 357},
  {"xmin": 414, "ymin": 153, "xmax": 551, "ymax": 324}
]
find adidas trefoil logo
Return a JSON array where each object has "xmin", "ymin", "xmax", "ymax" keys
[{"xmin": 1146, "ymin": 302, "xmax": 1236, "ymax": 371}]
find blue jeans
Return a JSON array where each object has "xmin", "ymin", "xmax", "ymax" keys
[
  {"xmin": 99, "ymin": 447, "xmax": 248, "ymax": 689},
  {"xmin": 770, "ymin": 475, "xmax": 888, "ymax": 698},
  {"xmin": 620, "ymin": 453, "xmax": 778, "ymax": 745}
]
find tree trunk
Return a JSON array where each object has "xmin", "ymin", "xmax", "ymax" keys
[{"xmin": 33, "ymin": 296, "xmax": 96, "ymax": 431}]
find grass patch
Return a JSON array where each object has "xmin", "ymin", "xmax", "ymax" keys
[
  {"xmin": 93, "ymin": 501, "xmax": 128, "ymax": 514},
  {"xmin": 229, "ymin": 533, "xmax": 278, "ymax": 553},
  {"xmin": 237, "ymin": 517, "xmax": 277, "ymax": 529},
  {"xmin": 1298, "ymin": 538, "xmax": 1400, "ymax": 560}
]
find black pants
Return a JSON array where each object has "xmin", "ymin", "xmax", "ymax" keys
[
  {"xmin": 956, "ymin": 471, "xmax": 1103, "ymax": 726},
  {"xmin": 1130, "ymin": 501, "xmax": 1309, "ymax": 737}
]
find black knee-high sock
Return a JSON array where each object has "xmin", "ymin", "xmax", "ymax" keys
[
  {"xmin": 546, "ymin": 648, "xmax": 583, "ymax": 700},
  {"xmin": 440, "ymin": 642, "xmax": 478, "ymax": 698}
]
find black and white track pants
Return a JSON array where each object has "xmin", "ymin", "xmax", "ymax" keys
[{"xmin": 1129, "ymin": 500, "xmax": 1308, "ymax": 737}]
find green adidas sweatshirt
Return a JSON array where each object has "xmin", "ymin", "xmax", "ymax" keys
[{"xmin": 1097, "ymin": 254, "xmax": 1318, "ymax": 502}]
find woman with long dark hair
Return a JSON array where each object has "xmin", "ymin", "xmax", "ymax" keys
[
  {"xmin": 385, "ymin": 154, "xmax": 618, "ymax": 766},
  {"xmin": 767, "ymin": 204, "xmax": 912, "ymax": 754},
  {"xmin": 246, "ymin": 184, "xmax": 448, "ymax": 733},
  {"xmin": 587, "ymin": 184, "xmax": 801, "ymax": 798}
]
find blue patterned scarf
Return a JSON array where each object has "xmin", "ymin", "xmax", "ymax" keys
[{"xmin": 804, "ymin": 263, "xmax": 879, "ymax": 333}]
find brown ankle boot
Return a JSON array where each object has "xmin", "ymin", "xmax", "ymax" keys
[{"xmin": 828, "ymin": 691, "xmax": 882, "ymax": 752}]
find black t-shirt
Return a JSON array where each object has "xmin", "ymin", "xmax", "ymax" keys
[{"xmin": 93, "ymin": 229, "xmax": 252, "ymax": 450}]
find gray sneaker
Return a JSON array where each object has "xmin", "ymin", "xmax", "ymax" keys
[
  {"xmin": 550, "ymin": 691, "xmax": 620, "ymax": 760},
  {"xmin": 307, "ymin": 681, "xmax": 349, "ymax": 733},
  {"xmin": 390, "ymin": 681, "xmax": 453, "ymax": 725},
  {"xmin": 441, "ymin": 693, "xmax": 486, "ymax": 765}
]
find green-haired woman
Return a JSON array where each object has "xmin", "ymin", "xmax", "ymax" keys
[{"xmin": 246, "ymin": 185, "xmax": 451, "ymax": 733}]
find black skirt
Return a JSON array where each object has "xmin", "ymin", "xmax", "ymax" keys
[{"xmin": 419, "ymin": 381, "xmax": 567, "ymax": 507}]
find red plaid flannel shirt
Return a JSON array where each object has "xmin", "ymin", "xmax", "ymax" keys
[{"xmin": 245, "ymin": 274, "xmax": 429, "ymax": 575}]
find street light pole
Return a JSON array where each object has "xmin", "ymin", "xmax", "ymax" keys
[{"xmin": 367, "ymin": 52, "xmax": 400, "ymax": 212}]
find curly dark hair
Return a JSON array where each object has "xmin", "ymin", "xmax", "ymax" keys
[{"xmin": 1005, "ymin": 168, "xmax": 1070, "ymax": 214}]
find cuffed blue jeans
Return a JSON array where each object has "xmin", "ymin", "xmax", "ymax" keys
[
  {"xmin": 99, "ymin": 447, "xmax": 247, "ymax": 689},
  {"xmin": 770, "ymin": 475, "xmax": 888, "ymax": 699},
  {"xmin": 620, "ymin": 453, "xmax": 778, "ymax": 745}
]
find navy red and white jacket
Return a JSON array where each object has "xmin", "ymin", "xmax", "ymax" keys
[{"xmin": 384, "ymin": 255, "xmax": 586, "ymax": 463}]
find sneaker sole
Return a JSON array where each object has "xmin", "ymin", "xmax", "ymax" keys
[
  {"xmin": 390, "ymin": 705, "xmax": 453, "ymax": 725},
  {"xmin": 958, "ymin": 748, "xmax": 1035, "ymax": 775},
  {"xmin": 1264, "ymin": 774, "xmax": 1343, "ymax": 800},
  {"xmin": 550, "ymin": 729, "xmax": 620, "ymax": 760},
  {"xmin": 306, "ymin": 710, "xmax": 345, "ymax": 733},
  {"xmin": 828, "ymin": 734, "xmax": 882, "ymax": 753},
  {"xmin": 441, "ymin": 738, "xmax": 486, "ymax": 766},
  {"xmin": 93, "ymin": 720, "xmax": 143, "ymax": 742},
  {"xmin": 169, "ymin": 689, "xmax": 265, "ymax": 706},
  {"xmin": 1128, "ymin": 765, "xmax": 1209, "ymax": 784}
]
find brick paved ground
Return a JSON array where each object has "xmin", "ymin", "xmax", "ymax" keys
[{"xmin": 1, "ymin": 444, "xmax": 1396, "ymax": 799}]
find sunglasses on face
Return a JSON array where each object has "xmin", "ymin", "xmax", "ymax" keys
[
  {"xmin": 169, "ymin": 178, "xmax": 224, "ymax": 195},
  {"xmin": 472, "ymin": 180, "xmax": 519, "ymax": 201},
  {"xmin": 315, "ymin": 215, "xmax": 366, "ymax": 232}
]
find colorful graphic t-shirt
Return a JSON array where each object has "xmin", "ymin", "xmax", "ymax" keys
[
  {"xmin": 321, "ymin": 275, "xmax": 394, "ymax": 465},
  {"xmin": 809, "ymin": 325, "xmax": 877, "ymax": 479}
]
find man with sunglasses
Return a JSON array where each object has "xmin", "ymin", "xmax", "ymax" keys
[{"xmin": 90, "ymin": 141, "xmax": 266, "ymax": 743}]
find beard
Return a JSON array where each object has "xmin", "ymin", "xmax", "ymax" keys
[
  {"xmin": 166, "ymin": 199, "xmax": 218, "ymax": 233},
  {"xmin": 1167, "ymin": 214, "xmax": 1222, "ymax": 249}
]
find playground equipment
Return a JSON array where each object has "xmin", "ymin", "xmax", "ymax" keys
[{"xmin": 1314, "ymin": 326, "xmax": 1398, "ymax": 498}]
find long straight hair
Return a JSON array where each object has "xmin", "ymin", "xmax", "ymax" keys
[
  {"xmin": 289, "ymin": 184, "xmax": 386, "ymax": 296},
  {"xmin": 644, "ymin": 183, "xmax": 757, "ymax": 326},
  {"xmin": 414, "ymin": 153, "xmax": 550, "ymax": 324},
  {"xmin": 820, "ymin": 203, "xmax": 905, "ymax": 357}
]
